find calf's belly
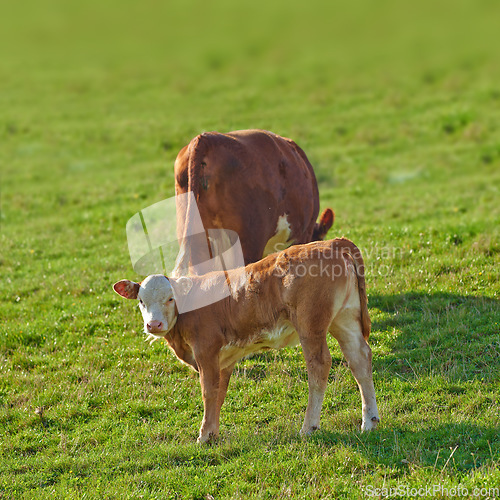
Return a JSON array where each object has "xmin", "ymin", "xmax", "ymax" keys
[{"xmin": 219, "ymin": 319, "xmax": 299, "ymax": 369}]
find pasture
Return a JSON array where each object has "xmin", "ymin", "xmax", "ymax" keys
[{"xmin": 1, "ymin": 0, "xmax": 499, "ymax": 498}]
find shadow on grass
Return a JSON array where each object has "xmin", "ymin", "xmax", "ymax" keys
[
  {"xmin": 157, "ymin": 422, "xmax": 499, "ymax": 477},
  {"xmin": 308, "ymin": 422, "xmax": 499, "ymax": 473},
  {"xmin": 368, "ymin": 291, "xmax": 500, "ymax": 381}
]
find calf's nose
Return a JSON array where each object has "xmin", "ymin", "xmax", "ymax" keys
[{"xmin": 147, "ymin": 320, "xmax": 164, "ymax": 333}]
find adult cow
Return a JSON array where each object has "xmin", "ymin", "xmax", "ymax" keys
[{"xmin": 174, "ymin": 129, "xmax": 334, "ymax": 274}]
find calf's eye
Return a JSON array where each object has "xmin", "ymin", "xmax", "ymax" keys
[{"xmin": 168, "ymin": 297, "xmax": 174, "ymax": 303}]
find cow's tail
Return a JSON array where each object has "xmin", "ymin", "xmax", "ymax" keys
[
  {"xmin": 173, "ymin": 134, "xmax": 209, "ymax": 277},
  {"xmin": 187, "ymin": 133, "xmax": 209, "ymax": 205},
  {"xmin": 336, "ymin": 237, "xmax": 371, "ymax": 340},
  {"xmin": 312, "ymin": 208, "xmax": 335, "ymax": 240}
]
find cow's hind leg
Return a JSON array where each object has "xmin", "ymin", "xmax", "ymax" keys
[
  {"xmin": 298, "ymin": 328, "xmax": 332, "ymax": 435},
  {"xmin": 330, "ymin": 313, "xmax": 379, "ymax": 431}
]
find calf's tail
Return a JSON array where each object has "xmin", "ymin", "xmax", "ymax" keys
[{"xmin": 335, "ymin": 237, "xmax": 371, "ymax": 340}]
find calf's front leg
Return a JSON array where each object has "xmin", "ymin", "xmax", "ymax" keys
[
  {"xmin": 197, "ymin": 359, "xmax": 222, "ymax": 443},
  {"xmin": 197, "ymin": 362, "xmax": 235, "ymax": 443}
]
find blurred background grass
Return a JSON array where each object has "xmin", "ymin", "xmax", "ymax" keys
[
  {"xmin": 2, "ymin": 0, "xmax": 499, "ymax": 199},
  {"xmin": 2, "ymin": 0, "xmax": 500, "ymax": 96},
  {"xmin": 2, "ymin": 0, "xmax": 500, "ymax": 71}
]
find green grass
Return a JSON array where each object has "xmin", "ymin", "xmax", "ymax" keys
[{"xmin": 1, "ymin": 0, "xmax": 499, "ymax": 498}]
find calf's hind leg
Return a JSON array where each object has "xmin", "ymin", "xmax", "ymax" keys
[
  {"xmin": 298, "ymin": 328, "xmax": 332, "ymax": 435},
  {"xmin": 330, "ymin": 314, "xmax": 380, "ymax": 431}
]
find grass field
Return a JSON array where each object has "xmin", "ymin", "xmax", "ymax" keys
[{"xmin": 1, "ymin": 0, "xmax": 500, "ymax": 498}]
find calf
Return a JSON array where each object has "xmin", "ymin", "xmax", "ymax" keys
[{"xmin": 113, "ymin": 238, "xmax": 380, "ymax": 442}]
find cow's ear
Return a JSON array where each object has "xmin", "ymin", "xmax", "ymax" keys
[{"xmin": 113, "ymin": 280, "xmax": 140, "ymax": 299}]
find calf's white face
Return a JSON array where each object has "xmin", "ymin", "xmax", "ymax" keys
[{"xmin": 113, "ymin": 274, "xmax": 178, "ymax": 341}]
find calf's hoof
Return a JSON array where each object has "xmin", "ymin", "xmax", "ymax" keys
[
  {"xmin": 197, "ymin": 431, "xmax": 218, "ymax": 444},
  {"xmin": 299, "ymin": 425, "xmax": 320, "ymax": 437},
  {"xmin": 361, "ymin": 416, "xmax": 380, "ymax": 432}
]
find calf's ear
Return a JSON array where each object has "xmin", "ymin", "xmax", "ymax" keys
[{"xmin": 113, "ymin": 280, "xmax": 140, "ymax": 299}]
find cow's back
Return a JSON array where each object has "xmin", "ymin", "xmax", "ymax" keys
[{"xmin": 174, "ymin": 130, "xmax": 321, "ymax": 265}]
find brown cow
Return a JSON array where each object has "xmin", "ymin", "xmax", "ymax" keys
[
  {"xmin": 173, "ymin": 129, "xmax": 334, "ymax": 274},
  {"xmin": 114, "ymin": 238, "xmax": 380, "ymax": 442}
]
